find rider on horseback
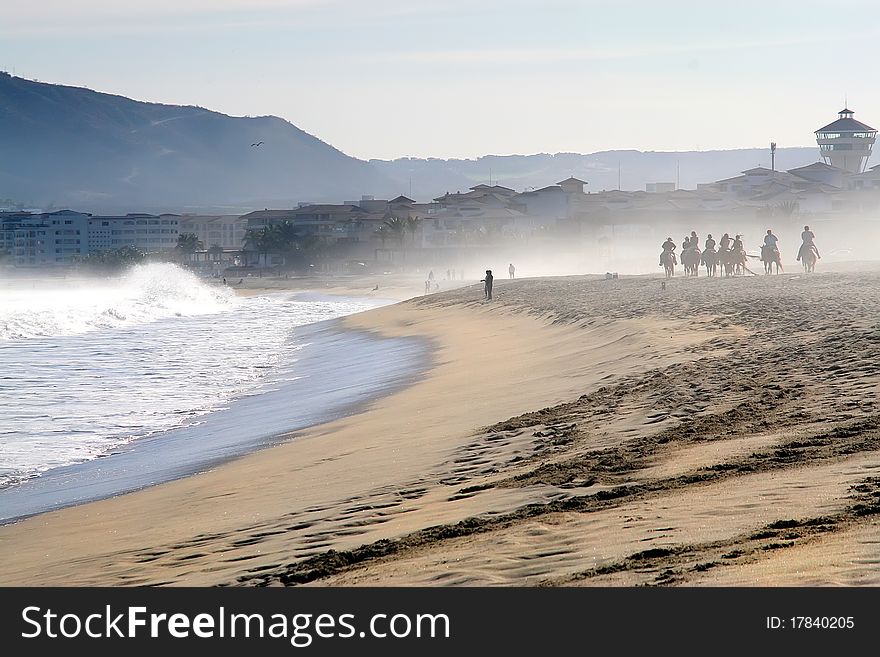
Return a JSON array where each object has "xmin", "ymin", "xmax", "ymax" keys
[
  {"xmin": 660, "ymin": 237, "xmax": 677, "ymax": 266},
  {"xmin": 719, "ymin": 233, "xmax": 731, "ymax": 252},
  {"xmin": 705, "ymin": 234, "xmax": 716, "ymax": 251},
  {"xmin": 797, "ymin": 225, "xmax": 821, "ymax": 261},
  {"xmin": 762, "ymin": 229, "xmax": 779, "ymax": 260}
]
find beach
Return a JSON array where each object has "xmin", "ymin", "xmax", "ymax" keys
[{"xmin": 1, "ymin": 268, "xmax": 879, "ymax": 586}]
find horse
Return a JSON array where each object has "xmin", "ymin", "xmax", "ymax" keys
[
  {"xmin": 701, "ymin": 247, "xmax": 718, "ymax": 277},
  {"xmin": 660, "ymin": 250, "xmax": 676, "ymax": 278},
  {"xmin": 681, "ymin": 246, "xmax": 701, "ymax": 277},
  {"xmin": 718, "ymin": 247, "xmax": 736, "ymax": 277},
  {"xmin": 799, "ymin": 244, "xmax": 818, "ymax": 273},
  {"xmin": 761, "ymin": 244, "xmax": 783, "ymax": 274}
]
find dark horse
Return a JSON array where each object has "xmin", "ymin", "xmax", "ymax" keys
[
  {"xmin": 761, "ymin": 244, "xmax": 783, "ymax": 274},
  {"xmin": 681, "ymin": 246, "xmax": 701, "ymax": 277},
  {"xmin": 701, "ymin": 247, "xmax": 718, "ymax": 277},
  {"xmin": 799, "ymin": 244, "xmax": 818, "ymax": 273},
  {"xmin": 660, "ymin": 250, "xmax": 676, "ymax": 278}
]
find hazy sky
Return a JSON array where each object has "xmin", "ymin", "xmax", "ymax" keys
[{"xmin": 2, "ymin": 0, "xmax": 879, "ymax": 160}]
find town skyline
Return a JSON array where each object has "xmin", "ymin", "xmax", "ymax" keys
[{"xmin": 2, "ymin": 0, "xmax": 879, "ymax": 160}]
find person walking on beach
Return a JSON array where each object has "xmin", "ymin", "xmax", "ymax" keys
[
  {"xmin": 481, "ymin": 270, "xmax": 494, "ymax": 300},
  {"xmin": 428, "ymin": 269, "xmax": 435, "ymax": 282},
  {"xmin": 509, "ymin": 263, "xmax": 515, "ymax": 279}
]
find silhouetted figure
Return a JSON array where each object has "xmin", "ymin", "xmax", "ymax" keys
[
  {"xmin": 222, "ymin": 278, "xmax": 227, "ymax": 285},
  {"xmin": 446, "ymin": 269, "xmax": 451, "ymax": 280},
  {"xmin": 481, "ymin": 270, "xmax": 494, "ymax": 300},
  {"xmin": 428, "ymin": 270, "xmax": 435, "ymax": 282},
  {"xmin": 373, "ymin": 284, "xmax": 379, "ymax": 291},
  {"xmin": 425, "ymin": 280, "xmax": 430, "ymax": 295},
  {"xmin": 798, "ymin": 225, "xmax": 821, "ymax": 260},
  {"xmin": 509, "ymin": 263, "xmax": 515, "ymax": 279}
]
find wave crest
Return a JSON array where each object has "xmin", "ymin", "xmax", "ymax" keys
[{"xmin": 0, "ymin": 263, "xmax": 235, "ymax": 340}]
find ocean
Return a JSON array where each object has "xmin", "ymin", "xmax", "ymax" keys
[{"xmin": 0, "ymin": 263, "xmax": 427, "ymax": 522}]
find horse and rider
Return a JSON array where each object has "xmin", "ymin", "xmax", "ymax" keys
[
  {"xmin": 660, "ymin": 237, "xmax": 677, "ymax": 277},
  {"xmin": 680, "ymin": 233, "xmax": 702, "ymax": 276},
  {"xmin": 656, "ymin": 226, "xmax": 821, "ymax": 276},
  {"xmin": 797, "ymin": 225, "xmax": 820, "ymax": 272},
  {"xmin": 701, "ymin": 233, "xmax": 718, "ymax": 276},
  {"xmin": 761, "ymin": 229, "xmax": 783, "ymax": 274}
]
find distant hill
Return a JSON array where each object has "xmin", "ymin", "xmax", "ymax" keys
[
  {"xmin": 1, "ymin": 72, "xmax": 829, "ymax": 213},
  {"xmin": 0, "ymin": 72, "xmax": 398, "ymax": 213},
  {"xmin": 370, "ymin": 148, "xmax": 824, "ymax": 200}
]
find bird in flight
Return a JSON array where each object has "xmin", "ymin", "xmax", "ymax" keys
[{"xmin": 251, "ymin": 141, "xmax": 264, "ymax": 147}]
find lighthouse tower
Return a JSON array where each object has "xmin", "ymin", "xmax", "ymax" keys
[{"xmin": 815, "ymin": 108, "xmax": 877, "ymax": 173}]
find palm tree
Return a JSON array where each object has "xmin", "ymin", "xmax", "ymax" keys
[
  {"xmin": 244, "ymin": 226, "xmax": 275, "ymax": 267},
  {"xmin": 373, "ymin": 224, "xmax": 390, "ymax": 248},
  {"xmin": 383, "ymin": 216, "xmax": 407, "ymax": 248},
  {"xmin": 207, "ymin": 244, "xmax": 224, "ymax": 262},
  {"xmin": 404, "ymin": 216, "xmax": 422, "ymax": 246},
  {"xmin": 176, "ymin": 232, "xmax": 203, "ymax": 254}
]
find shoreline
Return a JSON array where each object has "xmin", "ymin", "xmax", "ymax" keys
[
  {"xmin": 0, "ymin": 318, "xmax": 430, "ymax": 524},
  {"xmin": 1, "ymin": 270, "xmax": 880, "ymax": 586},
  {"xmin": 0, "ymin": 274, "xmax": 710, "ymax": 585}
]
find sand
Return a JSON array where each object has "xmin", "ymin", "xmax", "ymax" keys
[{"xmin": 1, "ymin": 268, "xmax": 879, "ymax": 587}]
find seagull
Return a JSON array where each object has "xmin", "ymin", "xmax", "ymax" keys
[{"xmin": 250, "ymin": 141, "xmax": 264, "ymax": 147}]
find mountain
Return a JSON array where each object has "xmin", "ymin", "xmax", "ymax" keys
[
  {"xmin": 370, "ymin": 148, "xmax": 824, "ymax": 200},
  {"xmin": 0, "ymin": 72, "xmax": 398, "ymax": 213},
  {"xmin": 1, "ymin": 72, "xmax": 830, "ymax": 213}
]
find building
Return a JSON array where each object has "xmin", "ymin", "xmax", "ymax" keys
[
  {"xmin": 87, "ymin": 213, "xmax": 180, "ymax": 253},
  {"xmin": 0, "ymin": 210, "xmax": 90, "ymax": 266},
  {"xmin": 815, "ymin": 108, "xmax": 877, "ymax": 173},
  {"xmin": 178, "ymin": 215, "xmax": 248, "ymax": 250}
]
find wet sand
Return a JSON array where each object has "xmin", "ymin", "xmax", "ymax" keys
[{"xmin": 1, "ymin": 268, "xmax": 879, "ymax": 586}]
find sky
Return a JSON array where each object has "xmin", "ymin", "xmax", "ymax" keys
[{"xmin": 2, "ymin": 0, "xmax": 879, "ymax": 160}]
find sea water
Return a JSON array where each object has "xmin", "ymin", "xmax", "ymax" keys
[{"xmin": 0, "ymin": 264, "xmax": 426, "ymax": 520}]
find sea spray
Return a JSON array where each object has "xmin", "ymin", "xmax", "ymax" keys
[
  {"xmin": 0, "ymin": 263, "xmax": 235, "ymax": 341},
  {"xmin": 0, "ymin": 281, "xmax": 384, "ymax": 490}
]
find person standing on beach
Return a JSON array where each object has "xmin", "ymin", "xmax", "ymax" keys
[
  {"xmin": 509, "ymin": 263, "xmax": 515, "ymax": 279},
  {"xmin": 428, "ymin": 270, "xmax": 435, "ymax": 282},
  {"xmin": 481, "ymin": 270, "xmax": 494, "ymax": 300}
]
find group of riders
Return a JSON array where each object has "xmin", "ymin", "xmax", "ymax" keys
[{"xmin": 659, "ymin": 225, "xmax": 821, "ymax": 277}]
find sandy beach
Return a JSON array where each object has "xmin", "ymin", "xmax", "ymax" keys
[{"xmin": 1, "ymin": 268, "xmax": 880, "ymax": 587}]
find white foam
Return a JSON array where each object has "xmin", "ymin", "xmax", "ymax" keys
[{"xmin": 0, "ymin": 263, "xmax": 235, "ymax": 341}]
